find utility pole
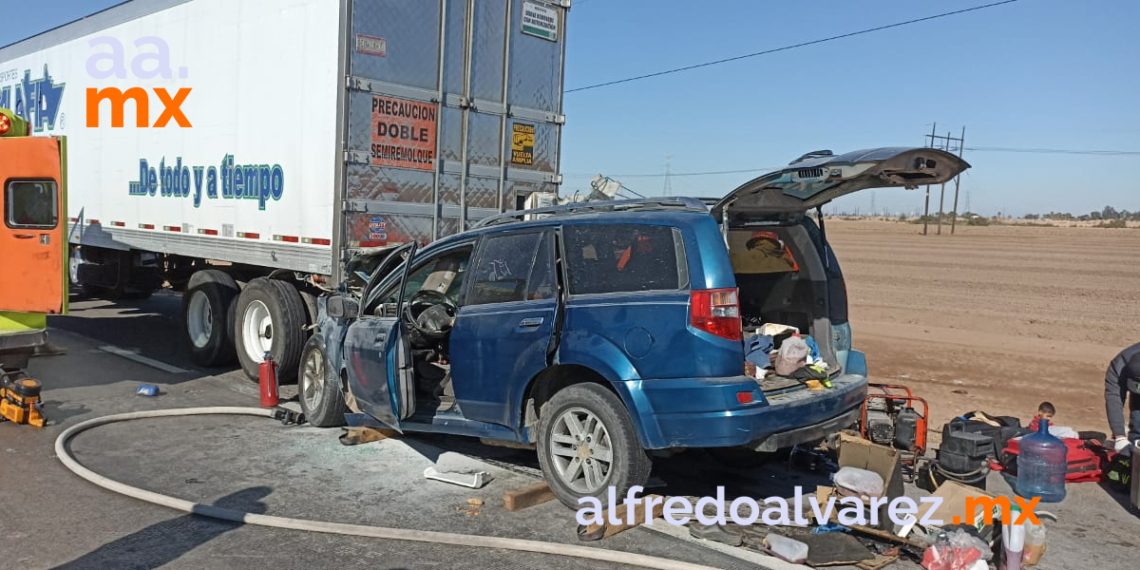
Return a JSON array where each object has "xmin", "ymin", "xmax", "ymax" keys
[
  {"xmin": 870, "ymin": 192, "xmax": 876, "ymax": 218},
  {"xmin": 922, "ymin": 123, "xmax": 936, "ymax": 235},
  {"xmin": 949, "ymin": 125, "xmax": 966, "ymax": 234},
  {"xmin": 937, "ymin": 131, "xmax": 948, "ymax": 235},
  {"xmin": 663, "ymin": 155, "xmax": 673, "ymax": 196}
]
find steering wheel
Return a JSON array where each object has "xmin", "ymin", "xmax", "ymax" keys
[{"xmin": 402, "ymin": 289, "xmax": 458, "ymax": 341}]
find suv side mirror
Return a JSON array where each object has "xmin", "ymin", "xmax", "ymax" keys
[{"xmin": 326, "ymin": 295, "xmax": 359, "ymax": 319}]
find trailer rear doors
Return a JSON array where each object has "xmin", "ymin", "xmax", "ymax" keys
[{"xmin": 337, "ymin": 0, "xmax": 567, "ymax": 267}]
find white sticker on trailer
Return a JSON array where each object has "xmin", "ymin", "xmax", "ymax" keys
[{"xmin": 521, "ymin": 1, "xmax": 559, "ymax": 42}]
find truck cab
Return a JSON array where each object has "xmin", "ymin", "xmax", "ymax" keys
[{"xmin": 0, "ymin": 108, "xmax": 68, "ymax": 370}]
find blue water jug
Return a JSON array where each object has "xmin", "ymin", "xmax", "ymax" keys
[{"xmin": 1016, "ymin": 420, "xmax": 1067, "ymax": 502}]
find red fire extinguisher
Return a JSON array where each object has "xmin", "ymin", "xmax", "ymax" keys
[{"xmin": 259, "ymin": 351, "xmax": 279, "ymax": 408}]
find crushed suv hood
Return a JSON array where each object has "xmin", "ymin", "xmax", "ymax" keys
[{"xmin": 712, "ymin": 147, "xmax": 970, "ymax": 220}]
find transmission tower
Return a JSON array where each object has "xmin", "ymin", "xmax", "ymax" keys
[{"xmin": 663, "ymin": 155, "xmax": 674, "ymax": 196}]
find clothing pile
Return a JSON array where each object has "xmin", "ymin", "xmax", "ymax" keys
[{"xmin": 743, "ymin": 323, "xmax": 830, "ymax": 387}]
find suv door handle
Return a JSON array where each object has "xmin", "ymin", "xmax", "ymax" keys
[
  {"xmin": 14, "ymin": 234, "xmax": 35, "ymax": 240},
  {"xmin": 518, "ymin": 317, "xmax": 544, "ymax": 329}
]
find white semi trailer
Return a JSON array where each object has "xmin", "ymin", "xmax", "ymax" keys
[{"xmin": 0, "ymin": 0, "xmax": 568, "ymax": 381}]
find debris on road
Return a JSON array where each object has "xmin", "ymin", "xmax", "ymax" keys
[
  {"xmin": 689, "ymin": 523, "xmax": 743, "ymax": 547},
  {"xmin": 502, "ymin": 481, "xmax": 555, "ymax": 511},
  {"xmin": 424, "ymin": 466, "xmax": 492, "ymax": 489},
  {"xmin": 457, "ymin": 498, "xmax": 483, "ymax": 517},
  {"xmin": 762, "ymin": 533, "xmax": 809, "ymax": 564},
  {"xmin": 338, "ymin": 426, "xmax": 397, "ymax": 446},
  {"xmin": 798, "ymin": 531, "xmax": 874, "ymax": 567},
  {"xmin": 136, "ymin": 384, "xmax": 160, "ymax": 397},
  {"xmin": 577, "ymin": 494, "xmax": 665, "ymax": 541}
]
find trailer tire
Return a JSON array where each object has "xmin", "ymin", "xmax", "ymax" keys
[
  {"xmin": 298, "ymin": 336, "xmax": 347, "ymax": 427},
  {"xmin": 181, "ymin": 270, "xmax": 240, "ymax": 367},
  {"xmin": 234, "ymin": 278, "xmax": 307, "ymax": 384}
]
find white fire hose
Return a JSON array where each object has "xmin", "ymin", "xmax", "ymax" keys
[{"xmin": 55, "ymin": 407, "xmax": 729, "ymax": 570}]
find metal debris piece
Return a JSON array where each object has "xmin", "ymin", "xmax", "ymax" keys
[{"xmin": 423, "ymin": 467, "xmax": 492, "ymax": 489}]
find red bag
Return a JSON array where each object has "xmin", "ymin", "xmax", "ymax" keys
[{"xmin": 997, "ymin": 437, "xmax": 1107, "ymax": 483}]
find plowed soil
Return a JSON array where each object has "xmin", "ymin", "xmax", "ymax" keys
[{"xmin": 827, "ymin": 219, "xmax": 1140, "ymax": 437}]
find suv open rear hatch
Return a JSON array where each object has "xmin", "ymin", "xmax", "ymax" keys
[{"xmin": 711, "ymin": 147, "xmax": 970, "ymax": 220}]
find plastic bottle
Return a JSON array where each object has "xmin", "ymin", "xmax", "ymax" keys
[
  {"xmin": 764, "ymin": 533, "xmax": 809, "ymax": 564},
  {"xmin": 1016, "ymin": 419, "xmax": 1067, "ymax": 502},
  {"xmin": 1001, "ymin": 517, "xmax": 1025, "ymax": 570},
  {"xmin": 1023, "ymin": 522, "xmax": 1046, "ymax": 566}
]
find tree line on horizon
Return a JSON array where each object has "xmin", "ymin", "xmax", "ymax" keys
[{"xmin": 1023, "ymin": 206, "xmax": 1139, "ymax": 221}]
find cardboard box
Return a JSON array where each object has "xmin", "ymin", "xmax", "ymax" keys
[
  {"xmin": 837, "ymin": 433, "xmax": 905, "ymax": 530},
  {"xmin": 900, "ymin": 480, "xmax": 998, "ymax": 540},
  {"xmin": 812, "ymin": 434, "xmax": 905, "ymax": 531}
]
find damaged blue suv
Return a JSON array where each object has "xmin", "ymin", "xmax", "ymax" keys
[{"xmin": 300, "ymin": 148, "xmax": 969, "ymax": 507}]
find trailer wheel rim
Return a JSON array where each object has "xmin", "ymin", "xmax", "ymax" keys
[
  {"xmin": 242, "ymin": 300, "xmax": 273, "ymax": 362},
  {"xmin": 549, "ymin": 407, "xmax": 613, "ymax": 494},
  {"xmin": 68, "ymin": 250, "xmax": 81, "ymax": 285},
  {"xmin": 186, "ymin": 291, "xmax": 214, "ymax": 349},
  {"xmin": 301, "ymin": 348, "xmax": 324, "ymax": 410}
]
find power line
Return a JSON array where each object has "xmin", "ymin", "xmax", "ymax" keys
[
  {"xmin": 568, "ymin": 145, "xmax": 1140, "ymax": 180},
  {"xmin": 966, "ymin": 146, "xmax": 1140, "ymax": 156},
  {"xmin": 566, "ymin": 0, "xmax": 1023, "ymax": 93},
  {"xmin": 583, "ymin": 167, "xmax": 783, "ymax": 178}
]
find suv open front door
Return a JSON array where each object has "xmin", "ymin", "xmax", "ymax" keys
[{"xmin": 343, "ymin": 243, "xmax": 418, "ymax": 431}]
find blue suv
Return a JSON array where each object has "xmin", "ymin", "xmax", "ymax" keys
[{"xmin": 300, "ymin": 147, "xmax": 969, "ymax": 507}]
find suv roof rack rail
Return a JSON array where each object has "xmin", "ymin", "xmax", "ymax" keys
[{"xmin": 474, "ymin": 197, "xmax": 709, "ymax": 229}]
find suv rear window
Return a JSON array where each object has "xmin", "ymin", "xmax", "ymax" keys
[{"xmin": 564, "ymin": 224, "xmax": 688, "ymax": 295}]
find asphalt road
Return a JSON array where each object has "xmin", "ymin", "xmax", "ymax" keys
[
  {"xmin": 3, "ymin": 291, "xmax": 1137, "ymax": 570},
  {"xmin": 2, "ymin": 292, "xmax": 771, "ymax": 570}
]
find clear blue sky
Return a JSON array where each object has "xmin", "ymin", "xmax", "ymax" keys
[{"xmin": 3, "ymin": 0, "xmax": 1137, "ymax": 216}]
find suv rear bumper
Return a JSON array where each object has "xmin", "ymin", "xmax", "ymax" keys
[{"xmin": 613, "ymin": 373, "xmax": 867, "ymax": 450}]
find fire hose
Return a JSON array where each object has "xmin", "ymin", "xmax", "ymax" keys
[{"xmin": 56, "ymin": 407, "xmax": 728, "ymax": 570}]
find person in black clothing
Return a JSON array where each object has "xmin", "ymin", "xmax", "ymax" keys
[{"xmin": 1105, "ymin": 341, "xmax": 1140, "ymax": 455}]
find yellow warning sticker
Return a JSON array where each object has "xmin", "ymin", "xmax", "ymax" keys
[{"xmin": 511, "ymin": 123, "xmax": 535, "ymax": 166}]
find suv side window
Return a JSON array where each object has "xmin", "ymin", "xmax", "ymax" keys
[
  {"xmin": 468, "ymin": 231, "xmax": 545, "ymax": 306},
  {"xmin": 564, "ymin": 224, "xmax": 689, "ymax": 295},
  {"xmin": 371, "ymin": 247, "xmax": 471, "ymax": 315},
  {"xmin": 527, "ymin": 231, "xmax": 557, "ymax": 301}
]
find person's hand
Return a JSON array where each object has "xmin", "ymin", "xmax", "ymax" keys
[{"xmin": 1113, "ymin": 437, "xmax": 1132, "ymax": 453}]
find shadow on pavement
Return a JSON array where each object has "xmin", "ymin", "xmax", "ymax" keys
[
  {"xmin": 1098, "ymin": 480, "xmax": 1140, "ymax": 517},
  {"xmin": 49, "ymin": 487, "xmax": 271, "ymax": 570}
]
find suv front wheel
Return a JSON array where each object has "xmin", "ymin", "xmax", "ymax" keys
[{"xmin": 537, "ymin": 383, "xmax": 652, "ymax": 509}]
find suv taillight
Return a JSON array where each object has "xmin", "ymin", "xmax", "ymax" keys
[{"xmin": 690, "ymin": 288, "xmax": 742, "ymax": 341}]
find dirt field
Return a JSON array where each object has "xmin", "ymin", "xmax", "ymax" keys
[{"xmin": 826, "ymin": 219, "xmax": 1140, "ymax": 437}]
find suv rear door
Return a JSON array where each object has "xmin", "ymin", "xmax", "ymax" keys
[
  {"xmin": 449, "ymin": 228, "xmax": 559, "ymax": 426},
  {"xmin": 711, "ymin": 147, "xmax": 970, "ymax": 220}
]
